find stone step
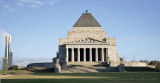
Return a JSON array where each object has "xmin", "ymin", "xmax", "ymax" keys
[
  {"xmin": 61, "ymin": 66, "xmax": 118, "ymax": 73},
  {"xmin": 67, "ymin": 62, "xmax": 109, "ymax": 67}
]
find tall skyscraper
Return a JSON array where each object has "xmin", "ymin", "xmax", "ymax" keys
[{"xmin": 3, "ymin": 34, "xmax": 13, "ymax": 70}]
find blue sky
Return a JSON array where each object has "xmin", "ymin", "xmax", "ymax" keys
[{"xmin": 0, "ymin": 0, "xmax": 160, "ymax": 68}]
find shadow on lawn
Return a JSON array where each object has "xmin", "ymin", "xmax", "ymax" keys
[
  {"xmin": 25, "ymin": 67, "xmax": 160, "ymax": 78},
  {"xmin": 125, "ymin": 67, "xmax": 160, "ymax": 72},
  {"xmin": 27, "ymin": 67, "xmax": 55, "ymax": 73},
  {"xmin": 2, "ymin": 78, "xmax": 159, "ymax": 83}
]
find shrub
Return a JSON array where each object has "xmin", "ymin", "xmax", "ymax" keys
[
  {"xmin": 8, "ymin": 65, "xmax": 18, "ymax": 70},
  {"xmin": 149, "ymin": 61, "xmax": 159, "ymax": 65},
  {"xmin": 156, "ymin": 63, "xmax": 160, "ymax": 71},
  {"xmin": 139, "ymin": 60, "xmax": 149, "ymax": 64}
]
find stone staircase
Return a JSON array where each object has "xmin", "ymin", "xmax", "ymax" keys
[{"xmin": 61, "ymin": 62, "xmax": 118, "ymax": 73}]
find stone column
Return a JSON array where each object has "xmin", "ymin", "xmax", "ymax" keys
[
  {"xmin": 71, "ymin": 48, "xmax": 74, "ymax": 62},
  {"xmin": 96, "ymin": 48, "xmax": 98, "ymax": 62},
  {"xmin": 101, "ymin": 48, "xmax": 104, "ymax": 61},
  {"xmin": 66, "ymin": 48, "xmax": 68, "ymax": 62},
  {"xmin": 78, "ymin": 48, "xmax": 80, "ymax": 62},
  {"xmin": 90, "ymin": 48, "xmax": 92, "ymax": 62},
  {"xmin": 106, "ymin": 48, "xmax": 109, "ymax": 64},
  {"xmin": 83, "ymin": 48, "xmax": 86, "ymax": 62}
]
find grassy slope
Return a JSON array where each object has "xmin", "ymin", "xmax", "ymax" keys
[
  {"xmin": 0, "ymin": 70, "xmax": 23, "ymax": 75},
  {"xmin": 1, "ymin": 72, "xmax": 160, "ymax": 83}
]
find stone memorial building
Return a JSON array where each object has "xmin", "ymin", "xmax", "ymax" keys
[
  {"xmin": 58, "ymin": 11, "xmax": 120, "ymax": 67},
  {"xmin": 27, "ymin": 11, "xmax": 147, "ymax": 72}
]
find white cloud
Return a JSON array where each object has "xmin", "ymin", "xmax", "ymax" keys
[
  {"xmin": 0, "ymin": 0, "xmax": 59, "ymax": 13},
  {"xmin": 15, "ymin": 0, "xmax": 59, "ymax": 8},
  {"xmin": 34, "ymin": 0, "xmax": 43, "ymax": 5},
  {"xmin": 8, "ymin": 9, "xmax": 15, "ymax": 12},
  {"xmin": 0, "ymin": 0, "xmax": 59, "ymax": 11},
  {"xmin": 25, "ymin": 0, "xmax": 59, "ymax": 6},
  {"xmin": 27, "ymin": 4, "xmax": 38, "ymax": 8},
  {"xmin": 16, "ymin": 3, "xmax": 24, "ymax": 6},
  {"xmin": 0, "ymin": 0, "xmax": 8, "ymax": 7},
  {"xmin": 47, "ymin": 0, "xmax": 56, "ymax": 5},
  {"xmin": 0, "ymin": 4, "xmax": 9, "ymax": 8},
  {"xmin": 0, "ymin": 0, "xmax": 15, "ymax": 13},
  {"xmin": 16, "ymin": 0, "xmax": 42, "ymax": 8},
  {"xmin": 18, "ymin": 0, "xmax": 43, "ymax": 5},
  {"xmin": 0, "ymin": 4, "xmax": 15, "ymax": 13}
]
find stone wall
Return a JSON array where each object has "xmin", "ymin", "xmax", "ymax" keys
[
  {"xmin": 58, "ymin": 45, "xmax": 66, "ymax": 65},
  {"xmin": 108, "ymin": 45, "xmax": 119, "ymax": 62},
  {"xmin": 106, "ymin": 38, "xmax": 116, "ymax": 46},
  {"xmin": 72, "ymin": 27, "xmax": 102, "ymax": 31},
  {"xmin": 147, "ymin": 65, "xmax": 156, "ymax": 68},
  {"xmin": 110, "ymin": 61, "xmax": 147, "ymax": 67},
  {"xmin": 27, "ymin": 62, "xmax": 54, "ymax": 68},
  {"xmin": 124, "ymin": 62, "xmax": 147, "ymax": 67},
  {"xmin": 59, "ymin": 38, "xmax": 77, "ymax": 45},
  {"xmin": 68, "ymin": 31, "xmax": 107, "ymax": 40}
]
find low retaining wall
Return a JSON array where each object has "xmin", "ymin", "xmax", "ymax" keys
[
  {"xmin": 124, "ymin": 62, "xmax": 147, "ymax": 67},
  {"xmin": 110, "ymin": 61, "xmax": 147, "ymax": 67},
  {"xmin": 27, "ymin": 62, "xmax": 54, "ymax": 68}
]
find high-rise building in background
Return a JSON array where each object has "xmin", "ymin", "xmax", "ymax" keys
[{"xmin": 3, "ymin": 34, "xmax": 13, "ymax": 70}]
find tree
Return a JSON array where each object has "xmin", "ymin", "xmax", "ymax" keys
[
  {"xmin": 148, "ymin": 61, "xmax": 160, "ymax": 72},
  {"xmin": 139, "ymin": 60, "xmax": 149, "ymax": 64},
  {"xmin": 149, "ymin": 61, "xmax": 159, "ymax": 66}
]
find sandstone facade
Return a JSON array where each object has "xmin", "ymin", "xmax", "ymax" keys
[{"xmin": 58, "ymin": 12, "xmax": 120, "ymax": 67}]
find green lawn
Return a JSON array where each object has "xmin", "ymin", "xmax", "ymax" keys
[
  {"xmin": 125, "ymin": 67, "xmax": 159, "ymax": 72},
  {"xmin": 0, "ymin": 70, "xmax": 23, "ymax": 75},
  {"xmin": 1, "ymin": 72, "xmax": 160, "ymax": 83}
]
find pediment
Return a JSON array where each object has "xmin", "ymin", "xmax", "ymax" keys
[{"xmin": 67, "ymin": 38, "xmax": 107, "ymax": 44}]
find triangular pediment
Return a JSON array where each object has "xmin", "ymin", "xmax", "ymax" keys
[{"xmin": 67, "ymin": 38, "xmax": 108, "ymax": 44}]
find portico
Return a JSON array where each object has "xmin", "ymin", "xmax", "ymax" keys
[
  {"xmin": 65, "ymin": 38, "xmax": 109, "ymax": 63},
  {"xmin": 66, "ymin": 47, "xmax": 108, "ymax": 62}
]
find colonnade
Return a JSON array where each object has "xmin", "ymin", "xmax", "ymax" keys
[{"xmin": 66, "ymin": 48, "xmax": 108, "ymax": 62}]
